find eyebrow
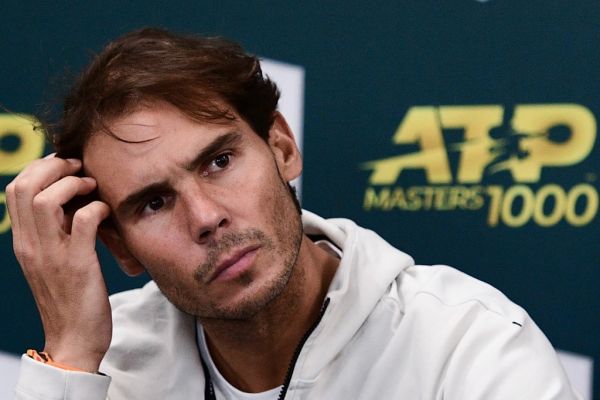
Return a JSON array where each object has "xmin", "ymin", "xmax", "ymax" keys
[
  {"xmin": 115, "ymin": 181, "xmax": 172, "ymax": 217},
  {"xmin": 114, "ymin": 131, "xmax": 243, "ymax": 217},
  {"xmin": 181, "ymin": 131, "xmax": 243, "ymax": 171}
]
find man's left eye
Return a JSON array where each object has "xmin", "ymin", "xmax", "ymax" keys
[
  {"xmin": 212, "ymin": 153, "xmax": 231, "ymax": 169},
  {"xmin": 204, "ymin": 152, "xmax": 234, "ymax": 175}
]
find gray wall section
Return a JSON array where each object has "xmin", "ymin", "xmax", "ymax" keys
[{"xmin": 1, "ymin": 1, "xmax": 598, "ymax": 398}]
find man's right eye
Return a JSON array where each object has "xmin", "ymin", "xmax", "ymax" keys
[{"xmin": 143, "ymin": 196, "xmax": 166, "ymax": 213}]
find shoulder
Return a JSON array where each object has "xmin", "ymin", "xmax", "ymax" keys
[
  {"xmin": 390, "ymin": 266, "xmax": 578, "ymax": 398},
  {"xmin": 101, "ymin": 282, "xmax": 203, "ymax": 398},
  {"xmin": 397, "ymin": 264, "xmax": 527, "ymax": 325},
  {"xmin": 103, "ymin": 281, "xmax": 194, "ymax": 369},
  {"xmin": 108, "ymin": 280, "xmax": 192, "ymax": 342},
  {"xmin": 109, "ymin": 280, "xmax": 168, "ymax": 320}
]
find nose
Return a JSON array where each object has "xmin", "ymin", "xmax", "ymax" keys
[{"xmin": 181, "ymin": 185, "xmax": 230, "ymax": 243}]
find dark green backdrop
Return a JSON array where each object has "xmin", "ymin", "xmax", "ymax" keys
[{"xmin": 1, "ymin": 1, "xmax": 598, "ymax": 398}]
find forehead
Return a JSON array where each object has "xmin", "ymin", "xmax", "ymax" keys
[
  {"xmin": 89, "ymin": 103, "xmax": 235, "ymax": 147},
  {"xmin": 84, "ymin": 104, "xmax": 223, "ymax": 164}
]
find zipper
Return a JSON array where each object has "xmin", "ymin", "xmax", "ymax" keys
[
  {"xmin": 199, "ymin": 350, "xmax": 216, "ymax": 400},
  {"xmin": 277, "ymin": 297, "xmax": 331, "ymax": 400},
  {"xmin": 196, "ymin": 321, "xmax": 217, "ymax": 400}
]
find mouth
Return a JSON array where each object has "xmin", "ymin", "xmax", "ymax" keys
[{"xmin": 208, "ymin": 245, "xmax": 261, "ymax": 283}]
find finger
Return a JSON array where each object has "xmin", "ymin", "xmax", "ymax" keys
[
  {"xmin": 37, "ymin": 176, "xmax": 97, "ymax": 208},
  {"xmin": 10, "ymin": 158, "xmax": 83, "ymax": 249},
  {"xmin": 70, "ymin": 201, "xmax": 111, "ymax": 253},
  {"xmin": 16, "ymin": 157, "xmax": 82, "ymax": 196},
  {"xmin": 32, "ymin": 176, "xmax": 98, "ymax": 242}
]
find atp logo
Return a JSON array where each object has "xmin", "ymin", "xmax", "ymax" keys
[{"xmin": 362, "ymin": 104, "xmax": 598, "ymax": 228}]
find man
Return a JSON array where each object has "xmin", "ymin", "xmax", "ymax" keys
[{"xmin": 8, "ymin": 28, "xmax": 580, "ymax": 399}]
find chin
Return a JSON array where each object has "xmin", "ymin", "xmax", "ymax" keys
[{"xmin": 165, "ymin": 267, "xmax": 294, "ymax": 321}]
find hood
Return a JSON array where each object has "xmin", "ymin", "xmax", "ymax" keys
[{"xmin": 300, "ymin": 210, "xmax": 414, "ymax": 376}]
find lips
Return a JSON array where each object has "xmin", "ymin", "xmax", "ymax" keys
[{"xmin": 208, "ymin": 245, "xmax": 260, "ymax": 282}]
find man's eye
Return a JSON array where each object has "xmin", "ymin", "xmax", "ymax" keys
[
  {"xmin": 207, "ymin": 153, "xmax": 232, "ymax": 173},
  {"xmin": 214, "ymin": 153, "xmax": 230, "ymax": 168},
  {"xmin": 145, "ymin": 196, "xmax": 166, "ymax": 212}
]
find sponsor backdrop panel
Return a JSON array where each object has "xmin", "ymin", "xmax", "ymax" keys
[{"xmin": 0, "ymin": 1, "xmax": 598, "ymax": 398}]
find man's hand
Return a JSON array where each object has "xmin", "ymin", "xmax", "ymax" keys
[{"xmin": 6, "ymin": 155, "xmax": 112, "ymax": 372}]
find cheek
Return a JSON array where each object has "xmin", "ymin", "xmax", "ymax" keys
[
  {"xmin": 224, "ymin": 163, "xmax": 277, "ymax": 216},
  {"xmin": 121, "ymin": 224, "xmax": 187, "ymax": 271},
  {"xmin": 258, "ymin": 175, "xmax": 301, "ymax": 238},
  {"xmin": 243, "ymin": 175, "xmax": 284, "ymax": 224}
]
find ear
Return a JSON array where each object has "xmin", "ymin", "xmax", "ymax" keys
[
  {"xmin": 267, "ymin": 112, "xmax": 303, "ymax": 181},
  {"xmin": 98, "ymin": 224, "xmax": 145, "ymax": 277}
]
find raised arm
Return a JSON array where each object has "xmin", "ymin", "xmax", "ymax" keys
[{"xmin": 7, "ymin": 155, "xmax": 113, "ymax": 398}]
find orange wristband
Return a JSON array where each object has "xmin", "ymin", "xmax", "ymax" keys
[{"xmin": 27, "ymin": 349, "xmax": 87, "ymax": 372}]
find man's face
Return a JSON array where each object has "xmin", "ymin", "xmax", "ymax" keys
[{"xmin": 83, "ymin": 102, "xmax": 303, "ymax": 320}]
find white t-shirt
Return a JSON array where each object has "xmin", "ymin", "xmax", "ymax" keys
[{"xmin": 196, "ymin": 327, "xmax": 282, "ymax": 400}]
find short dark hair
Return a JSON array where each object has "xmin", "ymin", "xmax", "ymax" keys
[{"xmin": 48, "ymin": 27, "xmax": 280, "ymax": 158}]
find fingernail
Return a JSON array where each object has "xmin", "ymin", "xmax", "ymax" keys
[
  {"xmin": 66, "ymin": 158, "xmax": 82, "ymax": 165},
  {"xmin": 44, "ymin": 152, "xmax": 57, "ymax": 159},
  {"xmin": 82, "ymin": 177, "xmax": 96, "ymax": 184}
]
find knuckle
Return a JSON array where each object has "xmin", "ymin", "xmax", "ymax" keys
[
  {"xmin": 5, "ymin": 181, "xmax": 15, "ymax": 196},
  {"xmin": 64, "ymin": 175, "xmax": 83, "ymax": 187},
  {"xmin": 12, "ymin": 245, "xmax": 23, "ymax": 259},
  {"xmin": 73, "ymin": 208, "xmax": 95, "ymax": 225},
  {"xmin": 12, "ymin": 179, "xmax": 33, "ymax": 197},
  {"xmin": 32, "ymin": 193, "xmax": 52, "ymax": 211},
  {"xmin": 27, "ymin": 158, "xmax": 43, "ymax": 168},
  {"xmin": 15, "ymin": 246, "xmax": 37, "ymax": 267}
]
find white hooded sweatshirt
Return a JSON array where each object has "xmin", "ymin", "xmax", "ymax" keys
[{"xmin": 15, "ymin": 211, "xmax": 581, "ymax": 399}]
